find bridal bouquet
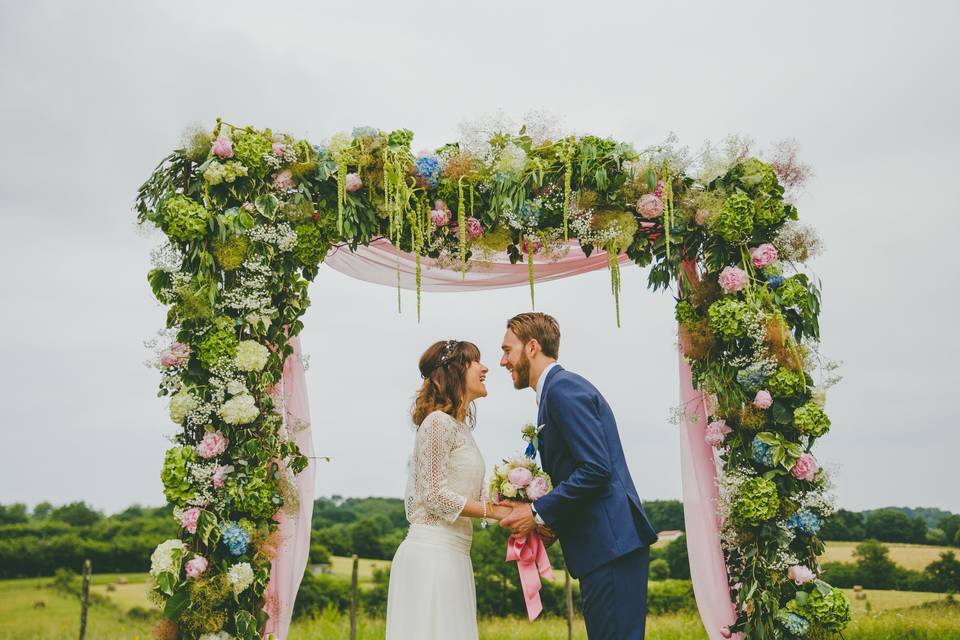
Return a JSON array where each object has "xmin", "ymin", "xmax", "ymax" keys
[{"xmin": 488, "ymin": 456, "xmax": 552, "ymax": 504}]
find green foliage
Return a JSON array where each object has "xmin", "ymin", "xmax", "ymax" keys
[
  {"xmin": 160, "ymin": 194, "xmax": 211, "ymax": 242},
  {"xmin": 732, "ymin": 477, "xmax": 780, "ymax": 526},
  {"xmin": 160, "ymin": 447, "xmax": 197, "ymax": 505},
  {"xmin": 649, "ymin": 558, "xmax": 670, "ymax": 580},
  {"xmin": 663, "ymin": 534, "xmax": 691, "ymax": 580},
  {"xmin": 708, "ymin": 297, "xmax": 751, "ymax": 340},
  {"xmin": 866, "ymin": 509, "xmax": 929, "ymax": 544}
]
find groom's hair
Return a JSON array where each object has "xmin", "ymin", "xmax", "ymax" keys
[{"xmin": 506, "ymin": 312, "xmax": 560, "ymax": 359}]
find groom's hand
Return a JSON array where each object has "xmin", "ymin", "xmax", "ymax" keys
[{"xmin": 499, "ymin": 502, "xmax": 536, "ymax": 538}]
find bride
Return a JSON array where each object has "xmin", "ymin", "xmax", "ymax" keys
[{"xmin": 385, "ymin": 339, "xmax": 512, "ymax": 640}]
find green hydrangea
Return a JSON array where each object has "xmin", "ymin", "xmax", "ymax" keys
[
  {"xmin": 213, "ymin": 236, "xmax": 250, "ymax": 271},
  {"xmin": 294, "ymin": 219, "xmax": 337, "ymax": 267},
  {"xmin": 794, "ymin": 402, "xmax": 831, "ymax": 437},
  {"xmin": 732, "ymin": 476, "xmax": 780, "ymax": 525},
  {"xmin": 198, "ymin": 316, "xmax": 239, "ymax": 368},
  {"xmin": 593, "ymin": 210, "xmax": 638, "ymax": 251},
  {"xmin": 800, "ymin": 587, "xmax": 851, "ymax": 631},
  {"xmin": 203, "ymin": 160, "xmax": 248, "ymax": 186},
  {"xmin": 710, "ymin": 192, "xmax": 755, "ymax": 244},
  {"xmin": 231, "ymin": 128, "xmax": 273, "ymax": 177},
  {"xmin": 736, "ymin": 158, "xmax": 779, "ymax": 196},
  {"xmin": 675, "ymin": 300, "xmax": 697, "ymax": 325},
  {"xmin": 161, "ymin": 446, "xmax": 197, "ymax": 505},
  {"xmin": 755, "ymin": 196, "xmax": 786, "ymax": 227},
  {"xmin": 708, "ymin": 297, "xmax": 751, "ymax": 340},
  {"xmin": 779, "ymin": 276, "xmax": 808, "ymax": 307},
  {"xmin": 161, "ymin": 195, "xmax": 211, "ymax": 242},
  {"xmin": 767, "ymin": 367, "xmax": 807, "ymax": 397},
  {"xmin": 227, "ymin": 467, "xmax": 281, "ymax": 519}
]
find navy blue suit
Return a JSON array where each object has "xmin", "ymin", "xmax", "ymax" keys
[{"xmin": 532, "ymin": 365, "xmax": 658, "ymax": 639}]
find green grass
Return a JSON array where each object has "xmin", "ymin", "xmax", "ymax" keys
[{"xmin": 820, "ymin": 540, "xmax": 954, "ymax": 571}]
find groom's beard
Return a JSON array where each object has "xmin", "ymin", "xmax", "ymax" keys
[{"xmin": 513, "ymin": 352, "xmax": 531, "ymax": 390}]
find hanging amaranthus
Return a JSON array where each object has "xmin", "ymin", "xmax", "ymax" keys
[
  {"xmin": 527, "ymin": 235, "xmax": 536, "ymax": 309},
  {"xmin": 458, "ymin": 177, "xmax": 467, "ymax": 277},
  {"xmin": 609, "ymin": 252, "xmax": 622, "ymax": 328},
  {"xmin": 559, "ymin": 140, "xmax": 574, "ymax": 241}
]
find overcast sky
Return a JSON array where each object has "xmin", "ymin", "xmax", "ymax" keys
[{"xmin": 1, "ymin": 1, "xmax": 958, "ymax": 517}]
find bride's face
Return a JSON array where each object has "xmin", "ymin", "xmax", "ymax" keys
[{"xmin": 464, "ymin": 359, "xmax": 489, "ymax": 401}]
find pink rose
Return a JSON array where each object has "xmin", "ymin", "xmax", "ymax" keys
[
  {"xmin": 704, "ymin": 420, "xmax": 732, "ymax": 448},
  {"xmin": 345, "ymin": 172, "xmax": 362, "ymax": 192},
  {"xmin": 526, "ymin": 476, "xmax": 549, "ymax": 501},
  {"xmin": 430, "ymin": 205, "xmax": 450, "ymax": 227},
  {"xmin": 273, "ymin": 170, "xmax": 294, "ymax": 190},
  {"xmin": 637, "ymin": 193, "xmax": 664, "ymax": 218},
  {"xmin": 753, "ymin": 390, "xmax": 773, "ymax": 409},
  {"xmin": 787, "ymin": 564, "xmax": 816, "ymax": 585},
  {"xmin": 272, "ymin": 142, "xmax": 286, "ymax": 156},
  {"xmin": 212, "ymin": 464, "xmax": 232, "ymax": 489},
  {"xmin": 160, "ymin": 342, "xmax": 190, "ymax": 368},
  {"xmin": 179, "ymin": 507, "xmax": 201, "ymax": 534},
  {"xmin": 212, "ymin": 136, "xmax": 233, "ymax": 159},
  {"xmin": 197, "ymin": 431, "xmax": 229, "ymax": 459},
  {"xmin": 466, "ymin": 217, "xmax": 483, "ymax": 240},
  {"xmin": 185, "ymin": 556, "xmax": 208, "ymax": 579},
  {"xmin": 750, "ymin": 243, "xmax": 779, "ymax": 268},
  {"xmin": 791, "ymin": 453, "xmax": 819, "ymax": 481},
  {"xmin": 718, "ymin": 266, "xmax": 748, "ymax": 293},
  {"xmin": 507, "ymin": 467, "xmax": 533, "ymax": 488}
]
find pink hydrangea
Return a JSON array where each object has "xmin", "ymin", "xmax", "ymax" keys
[
  {"xmin": 179, "ymin": 507, "xmax": 201, "ymax": 534},
  {"xmin": 272, "ymin": 142, "xmax": 286, "ymax": 156},
  {"xmin": 507, "ymin": 467, "xmax": 533, "ymax": 488},
  {"xmin": 160, "ymin": 342, "xmax": 190, "ymax": 368},
  {"xmin": 197, "ymin": 431, "xmax": 229, "ymax": 459},
  {"xmin": 750, "ymin": 243, "xmax": 779, "ymax": 268},
  {"xmin": 527, "ymin": 476, "xmax": 549, "ymax": 500},
  {"xmin": 791, "ymin": 453, "xmax": 819, "ymax": 481},
  {"xmin": 430, "ymin": 202, "xmax": 450, "ymax": 227},
  {"xmin": 718, "ymin": 266, "xmax": 749, "ymax": 293},
  {"xmin": 637, "ymin": 193, "xmax": 664, "ymax": 218},
  {"xmin": 465, "ymin": 217, "xmax": 483, "ymax": 240},
  {"xmin": 185, "ymin": 556, "xmax": 208, "ymax": 579},
  {"xmin": 704, "ymin": 420, "xmax": 732, "ymax": 448},
  {"xmin": 212, "ymin": 136, "xmax": 234, "ymax": 159},
  {"xmin": 345, "ymin": 172, "xmax": 362, "ymax": 192},
  {"xmin": 787, "ymin": 564, "xmax": 816, "ymax": 585},
  {"xmin": 753, "ymin": 390, "xmax": 773, "ymax": 409},
  {"xmin": 212, "ymin": 464, "xmax": 231, "ymax": 489},
  {"xmin": 273, "ymin": 170, "xmax": 294, "ymax": 190}
]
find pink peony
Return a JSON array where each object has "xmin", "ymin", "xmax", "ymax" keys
[
  {"xmin": 526, "ymin": 476, "xmax": 549, "ymax": 500},
  {"xmin": 345, "ymin": 173, "xmax": 362, "ymax": 192},
  {"xmin": 791, "ymin": 453, "xmax": 819, "ymax": 481},
  {"xmin": 272, "ymin": 142, "xmax": 286, "ymax": 156},
  {"xmin": 750, "ymin": 243, "xmax": 779, "ymax": 268},
  {"xmin": 273, "ymin": 170, "xmax": 294, "ymax": 190},
  {"xmin": 522, "ymin": 237, "xmax": 543, "ymax": 255},
  {"xmin": 179, "ymin": 507, "xmax": 201, "ymax": 534},
  {"xmin": 197, "ymin": 431, "xmax": 229, "ymax": 459},
  {"xmin": 654, "ymin": 180, "xmax": 665, "ymax": 198},
  {"xmin": 160, "ymin": 342, "xmax": 190, "ymax": 368},
  {"xmin": 185, "ymin": 556, "xmax": 208, "ymax": 579},
  {"xmin": 465, "ymin": 217, "xmax": 483, "ymax": 240},
  {"xmin": 430, "ymin": 205, "xmax": 450, "ymax": 227},
  {"xmin": 212, "ymin": 464, "xmax": 231, "ymax": 489},
  {"xmin": 212, "ymin": 136, "xmax": 234, "ymax": 159},
  {"xmin": 637, "ymin": 193, "xmax": 664, "ymax": 218},
  {"xmin": 753, "ymin": 390, "xmax": 773, "ymax": 409},
  {"xmin": 507, "ymin": 467, "xmax": 533, "ymax": 488},
  {"xmin": 704, "ymin": 420, "xmax": 732, "ymax": 448},
  {"xmin": 718, "ymin": 266, "xmax": 748, "ymax": 293},
  {"xmin": 787, "ymin": 564, "xmax": 816, "ymax": 585}
]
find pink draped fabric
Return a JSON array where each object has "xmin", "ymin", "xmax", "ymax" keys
[
  {"xmin": 263, "ymin": 337, "xmax": 316, "ymax": 640},
  {"xmin": 324, "ymin": 237, "xmax": 631, "ymax": 292}
]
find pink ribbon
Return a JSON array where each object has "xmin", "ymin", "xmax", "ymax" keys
[{"xmin": 505, "ymin": 531, "xmax": 554, "ymax": 620}]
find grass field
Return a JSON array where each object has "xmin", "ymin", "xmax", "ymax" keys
[{"xmin": 818, "ymin": 540, "xmax": 953, "ymax": 570}]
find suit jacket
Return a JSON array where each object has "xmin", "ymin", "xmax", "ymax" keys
[{"xmin": 532, "ymin": 365, "xmax": 659, "ymax": 577}]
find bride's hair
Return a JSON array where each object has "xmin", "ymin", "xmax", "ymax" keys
[{"xmin": 412, "ymin": 339, "xmax": 481, "ymax": 427}]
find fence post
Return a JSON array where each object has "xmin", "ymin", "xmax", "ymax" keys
[
  {"xmin": 350, "ymin": 554, "xmax": 359, "ymax": 640},
  {"xmin": 79, "ymin": 559, "xmax": 92, "ymax": 640},
  {"xmin": 565, "ymin": 567, "xmax": 573, "ymax": 640}
]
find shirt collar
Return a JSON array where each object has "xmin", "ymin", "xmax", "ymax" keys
[{"xmin": 535, "ymin": 362, "xmax": 560, "ymax": 405}]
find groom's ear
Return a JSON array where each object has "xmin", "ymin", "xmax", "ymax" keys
[{"xmin": 526, "ymin": 339, "xmax": 542, "ymax": 357}]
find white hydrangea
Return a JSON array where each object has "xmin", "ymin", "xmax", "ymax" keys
[
  {"xmin": 226, "ymin": 380, "xmax": 247, "ymax": 396},
  {"xmin": 199, "ymin": 632, "xmax": 234, "ymax": 640},
  {"xmin": 169, "ymin": 389, "xmax": 198, "ymax": 424},
  {"xmin": 227, "ymin": 562, "xmax": 255, "ymax": 594},
  {"xmin": 220, "ymin": 393, "xmax": 260, "ymax": 425},
  {"xmin": 496, "ymin": 142, "xmax": 527, "ymax": 174},
  {"xmin": 149, "ymin": 539, "xmax": 186, "ymax": 576},
  {"xmin": 234, "ymin": 340, "xmax": 270, "ymax": 372}
]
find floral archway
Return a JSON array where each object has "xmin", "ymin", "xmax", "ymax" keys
[{"xmin": 138, "ymin": 119, "xmax": 849, "ymax": 640}]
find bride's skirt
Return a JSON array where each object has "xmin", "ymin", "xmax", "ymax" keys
[{"xmin": 385, "ymin": 524, "xmax": 478, "ymax": 640}]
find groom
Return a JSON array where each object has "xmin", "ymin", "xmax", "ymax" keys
[{"xmin": 499, "ymin": 312, "xmax": 659, "ymax": 640}]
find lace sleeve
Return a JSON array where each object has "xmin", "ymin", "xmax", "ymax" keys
[{"xmin": 415, "ymin": 412, "xmax": 468, "ymax": 523}]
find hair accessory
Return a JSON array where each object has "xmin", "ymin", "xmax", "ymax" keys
[{"xmin": 440, "ymin": 339, "xmax": 458, "ymax": 364}]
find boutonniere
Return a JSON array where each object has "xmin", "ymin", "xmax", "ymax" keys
[{"xmin": 522, "ymin": 423, "xmax": 546, "ymax": 458}]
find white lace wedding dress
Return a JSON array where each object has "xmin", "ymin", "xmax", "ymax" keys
[{"xmin": 385, "ymin": 410, "xmax": 485, "ymax": 640}]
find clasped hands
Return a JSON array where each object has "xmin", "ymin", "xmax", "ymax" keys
[{"xmin": 496, "ymin": 501, "xmax": 556, "ymax": 546}]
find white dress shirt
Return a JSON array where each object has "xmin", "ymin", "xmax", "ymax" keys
[{"xmin": 535, "ymin": 362, "xmax": 560, "ymax": 406}]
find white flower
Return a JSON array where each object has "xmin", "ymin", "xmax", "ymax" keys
[
  {"xmin": 199, "ymin": 632, "xmax": 234, "ymax": 640},
  {"xmin": 499, "ymin": 481, "xmax": 519, "ymax": 499},
  {"xmin": 169, "ymin": 389, "xmax": 198, "ymax": 424},
  {"xmin": 226, "ymin": 380, "xmax": 247, "ymax": 396},
  {"xmin": 150, "ymin": 539, "xmax": 186, "ymax": 576},
  {"xmin": 220, "ymin": 393, "xmax": 260, "ymax": 425},
  {"xmin": 496, "ymin": 142, "xmax": 527, "ymax": 174},
  {"xmin": 227, "ymin": 562, "xmax": 255, "ymax": 594},
  {"xmin": 234, "ymin": 340, "xmax": 270, "ymax": 372}
]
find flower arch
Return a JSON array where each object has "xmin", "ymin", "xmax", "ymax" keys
[{"xmin": 138, "ymin": 119, "xmax": 848, "ymax": 640}]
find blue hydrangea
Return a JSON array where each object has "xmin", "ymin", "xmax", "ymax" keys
[
  {"xmin": 787, "ymin": 510, "xmax": 822, "ymax": 536},
  {"xmin": 221, "ymin": 521, "xmax": 250, "ymax": 556},
  {"xmin": 752, "ymin": 437, "xmax": 777, "ymax": 467},
  {"xmin": 776, "ymin": 610, "xmax": 810, "ymax": 636},
  {"xmin": 768, "ymin": 275, "xmax": 785, "ymax": 289},
  {"xmin": 737, "ymin": 365, "xmax": 767, "ymax": 393},
  {"xmin": 415, "ymin": 156, "xmax": 443, "ymax": 188}
]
